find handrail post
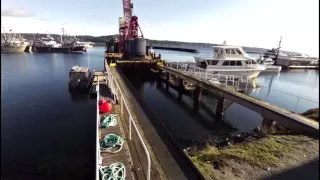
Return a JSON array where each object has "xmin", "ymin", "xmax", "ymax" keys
[
  {"xmin": 121, "ymin": 97, "xmax": 124, "ymax": 115},
  {"xmin": 129, "ymin": 115, "xmax": 132, "ymax": 140},
  {"xmin": 95, "ymin": 81, "xmax": 100, "ymax": 180}
]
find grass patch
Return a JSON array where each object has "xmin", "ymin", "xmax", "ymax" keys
[{"xmin": 189, "ymin": 135, "xmax": 314, "ymax": 177}]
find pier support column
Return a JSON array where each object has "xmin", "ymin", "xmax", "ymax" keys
[
  {"xmin": 262, "ymin": 117, "xmax": 274, "ymax": 127},
  {"xmin": 177, "ymin": 78, "xmax": 184, "ymax": 101},
  {"xmin": 165, "ymin": 73, "xmax": 170, "ymax": 91},
  {"xmin": 193, "ymin": 86, "xmax": 202, "ymax": 112},
  {"xmin": 215, "ymin": 97, "xmax": 224, "ymax": 121}
]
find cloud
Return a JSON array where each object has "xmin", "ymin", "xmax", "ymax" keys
[{"xmin": 1, "ymin": 8, "xmax": 33, "ymax": 17}]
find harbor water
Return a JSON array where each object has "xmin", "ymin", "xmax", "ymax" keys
[{"xmin": 1, "ymin": 47, "xmax": 319, "ymax": 179}]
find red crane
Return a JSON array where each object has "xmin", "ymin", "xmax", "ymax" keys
[{"xmin": 119, "ymin": 0, "xmax": 144, "ymax": 53}]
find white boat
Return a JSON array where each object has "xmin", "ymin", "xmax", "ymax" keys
[
  {"xmin": 256, "ymin": 54, "xmax": 282, "ymax": 73},
  {"xmin": 32, "ymin": 34, "xmax": 62, "ymax": 48},
  {"xmin": 276, "ymin": 54, "xmax": 319, "ymax": 69},
  {"xmin": 193, "ymin": 46, "xmax": 266, "ymax": 79},
  {"xmin": 263, "ymin": 37, "xmax": 319, "ymax": 69},
  {"xmin": 74, "ymin": 41, "xmax": 95, "ymax": 48}
]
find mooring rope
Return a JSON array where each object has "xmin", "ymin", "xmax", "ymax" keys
[
  {"xmin": 99, "ymin": 162, "xmax": 126, "ymax": 180},
  {"xmin": 101, "ymin": 114, "xmax": 118, "ymax": 128},
  {"xmin": 100, "ymin": 134, "xmax": 124, "ymax": 153}
]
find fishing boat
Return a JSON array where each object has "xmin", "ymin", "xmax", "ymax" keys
[
  {"xmin": 68, "ymin": 66, "xmax": 93, "ymax": 91},
  {"xmin": 32, "ymin": 29, "xmax": 86, "ymax": 53},
  {"xmin": 1, "ymin": 28, "xmax": 30, "ymax": 53},
  {"xmin": 193, "ymin": 45, "xmax": 266, "ymax": 79}
]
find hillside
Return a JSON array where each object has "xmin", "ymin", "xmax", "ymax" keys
[{"xmin": 2, "ymin": 33, "xmax": 301, "ymax": 55}]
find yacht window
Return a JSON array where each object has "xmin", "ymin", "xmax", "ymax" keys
[
  {"xmin": 236, "ymin": 61, "xmax": 242, "ymax": 66},
  {"xmin": 225, "ymin": 49, "xmax": 231, "ymax": 54},
  {"xmin": 222, "ymin": 61, "xmax": 230, "ymax": 66},
  {"xmin": 209, "ymin": 60, "xmax": 219, "ymax": 65},
  {"xmin": 235, "ymin": 49, "xmax": 242, "ymax": 54},
  {"xmin": 245, "ymin": 60, "xmax": 257, "ymax": 64},
  {"xmin": 230, "ymin": 61, "xmax": 236, "ymax": 66},
  {"xmin": 200, "ymin": 61, "xmax": 207, "ymax": 68},
  {"xmin": 213, "ymin": 49, "xmax": 219, "ymax": 57},
  {"xmin": 230, "ymin": 49, "xmax": 236, "ymax": 54}
]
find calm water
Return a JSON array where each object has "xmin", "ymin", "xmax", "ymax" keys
[{"xmin": 1, "ymin": 47, "xmax": 319, "ymax": 179}]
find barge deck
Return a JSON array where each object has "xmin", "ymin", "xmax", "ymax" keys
[{"xmin": 98, "ymin": 81, "xmax": 136, "ymax": 180}]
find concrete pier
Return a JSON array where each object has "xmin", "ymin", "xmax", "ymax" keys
[{"xmin": 157, "ymin": 65, "xmax": 319, "ymax": 135}]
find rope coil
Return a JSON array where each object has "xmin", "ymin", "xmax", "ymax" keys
[
  {"xmin": 100, "ymin": 162, "xmax": 126, "ymax": 180},
  {"xmin": 101, "ymin": 114, "xmax": 117, "ymax": 128},
  {"xmin": 100, "ymin": 134, "xmax": 124, "ymax": 153}
]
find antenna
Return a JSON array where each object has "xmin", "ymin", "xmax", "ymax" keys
[{"xmin": 278, "ymin": 36, "xmax": 282, "ymax": 49}]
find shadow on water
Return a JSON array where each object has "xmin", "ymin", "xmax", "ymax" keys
[{"xmin": 119, "ymin": 66, "xmax": 236, "ymax": 148}]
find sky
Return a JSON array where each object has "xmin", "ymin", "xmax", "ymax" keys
[{"xmin": 1, "ymin": 0, "xmax": 319, "ymax": 56}]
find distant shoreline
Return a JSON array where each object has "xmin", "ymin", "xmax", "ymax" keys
[{"xmin": 3, "ymin": 33, "xmax": 310, "ymax": 56}]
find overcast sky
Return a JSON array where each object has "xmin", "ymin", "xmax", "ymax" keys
[{"xmin": 1, "ymin": 0, "xmax": 319, "ymax": 56}]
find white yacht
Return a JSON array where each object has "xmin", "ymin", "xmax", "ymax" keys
[
  {"xmin": 193, "ymin": 46, "xmax": 266, "ymax": 79},
  {"xmin": 256, "ymin": 54, "xmax": 282, "ymax": 73}
]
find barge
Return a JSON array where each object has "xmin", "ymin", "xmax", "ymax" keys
[{"xmin": 68, "ymin": 66, "xmax": 93, "ymax": 91}]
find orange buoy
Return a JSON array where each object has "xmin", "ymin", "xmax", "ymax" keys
[{"xmin": 99, "ymin": 98, "xmax": 113, "ymax": 113}]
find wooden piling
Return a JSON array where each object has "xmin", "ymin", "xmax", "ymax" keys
[
  {"xmin": 165, "ymin": 73, "xmax": 170, "ymax": 91},
  {"xmin": 193, "ymin": 86, "xmax": 202, "ymax": 112},
  {"xmin": 215, "ymin": 97, "xmax": 224, "ymax": 121},
  {"xmin": 177, "ymin": 78, "xmax": 183, "ymax": 101}
]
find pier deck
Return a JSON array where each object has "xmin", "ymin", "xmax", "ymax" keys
[
  {"xmin": 157, "ymin": 65, "xmax": 319, "ymax": 134},
  {"xmin": 98, "ymin": 82, "xmax": 135, "ymax": 180},
  {"xmin": 93, "ymin": 71, "xmax": 106, "ymax": 85}
]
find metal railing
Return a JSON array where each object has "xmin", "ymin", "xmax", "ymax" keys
[
  {"xmin": 104, "ymin": 63, "xmax": 151, "ymax": 180},
  {"xmin": 165, "ymin": 61, "xmax": 249, "ymax": 91},
  {"xmin": 96, "ymin": 81, "xmax": 101, "ymax": 180},
  {"xmin": 248, "ymin": 86, "xmax": 319, "ymax": 113}
]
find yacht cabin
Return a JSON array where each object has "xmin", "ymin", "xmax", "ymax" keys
[{"xmin": 195, "ymin": 46, "xmax": 259, "ymax": 69}]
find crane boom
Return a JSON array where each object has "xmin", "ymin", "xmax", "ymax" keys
[
  {"xmin": 123, "ymin": 0, "xmax": 132, "ymax": 33},
  {"xmin": 119, "ymin": 0, "xmax": 144, "ymax": 53}
]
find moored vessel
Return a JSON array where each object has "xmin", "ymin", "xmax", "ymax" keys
[
  {"xmin": 1, "ymin": 28, "xmax": 30, "ymax": 53},
  {"xmin": 193, "ymin": 45, "xmax": 266, "ymax": 79},
  {"xmin": 68, "ymin": 66, "xmax": 93, "ymax": 91}
]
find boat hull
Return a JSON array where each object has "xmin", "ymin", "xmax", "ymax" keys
[
  {"xmin": 1, "ymin": 45, "xmax": 28, "ymax": 53},
  {"xmin": 192, "ymin": 69, "xmax": 263, "ymax": 79},
  {"xmin": 32, "ymin": 46, "xmax": 85, "ymax": 53},
  {"xmin": 262, "ymin": 65, "xmax": 282, "ymax": 73}
]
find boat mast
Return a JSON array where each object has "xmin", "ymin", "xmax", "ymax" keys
[
  {"xmin": 274, "ymin": 36, "xmax": 282, "ymax": 63},
  {"xmin": 61, "ymin": 27, "xmax": 65, "ymax": 44}
]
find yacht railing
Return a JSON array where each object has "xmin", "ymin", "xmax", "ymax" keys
[{"xmin": 104, "ymin": 63, "xmax": 151, "ymax": 180}]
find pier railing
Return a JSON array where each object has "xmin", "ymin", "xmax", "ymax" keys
[
  {"xmin": 96, "ymin": 81, "xmax": 101, "ymax": 180},
  {"xmin": 166, "ymin": 61, "xmax": 249, "ymax": 91},
  {"xmin": 105, "ymin": 64, "xmax": 151, "ymax": 180},
  {"xmin": 247, "ymin": 86, "xmax": 319, "ymax": 113}
]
